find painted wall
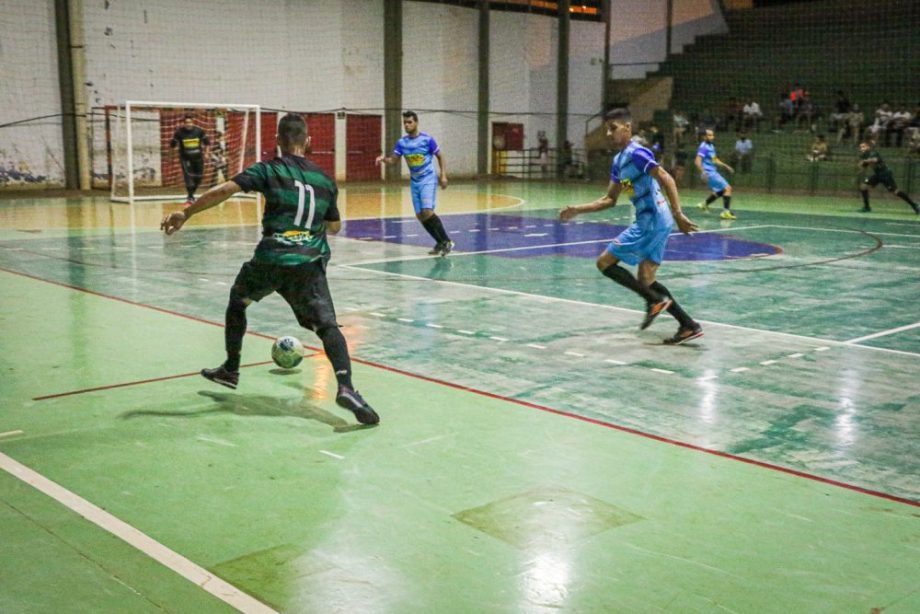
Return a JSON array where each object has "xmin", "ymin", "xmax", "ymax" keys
[
  {"xmin": 0, "ymin": 0, "xmax": 64, "ymax": 187},
  {"xmin": 1, "ymin": 0, "xmax": 721, "ymax": 187}
]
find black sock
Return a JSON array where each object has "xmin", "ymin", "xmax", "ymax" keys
[
  {"xmin": 723, "ymin": 195, "xmax": 732, "ymax": 209},
  {"xmin": 421, "ymin": 216, "xmax": 445, "ymax": 243},
  {"xmin": 601, "ymin": 263, "xmax": 660, "ymax": 304},
  {"xmin": 861, "ymin": 190, "xmax": 870, "ymax": 208},
  {"xmin": 895, "ymin": 191, "xmax": 918, "ymax": 209},
  {"xmin": 224, "ymin": 298, "xmax": 247, "ymax": 372},
  {"xmin": 317, "ymin": 326, "xmax": 353, "ymax": 390},
  {"xmin": 705, "ymin": 193, "xmax": 719, "ymax": 205},
  {"xmin": 650, "ymin": 281, "xmax": 694, "ymax": 328},
  {"xmin": 427, "ymin": 214, "xmax": 450, "ymax": 243}
]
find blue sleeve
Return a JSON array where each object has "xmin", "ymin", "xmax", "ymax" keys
[
  {"xmin": 696, "ymin": 144, "xmax": 707, "ymax": 158},
  {"xmin": 392, "ymin": 139, "xmax": 403, "ymax": 157},
  {"xmin": 609, "ymin": 159, "xmax": 620, "ymax": 183},
  {"xmin": 428, "ymin": 136, "xmax": 440, "ymax": 155},
  {"xmin": 632, "ymin": 146, "xmax": 659, "ymax": 174}
]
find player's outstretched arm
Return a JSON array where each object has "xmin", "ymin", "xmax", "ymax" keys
[
  {"xmin": 436, "ymin": 151, "xmax": 448, "ymax": 189},
  {"xmin": 560, "ymin": 181, "xmax": 620, "ymax": 220},
  {"xmin": 375, "ymin": 153, "xmax": 399, "ymax": 166},
  {"xmin": 160, "ymin": 180, "xmax": 241, "ymax": 235},
  {"xmin": 650, "ymin": 166, "xmax": 697, "ymax": 235}
]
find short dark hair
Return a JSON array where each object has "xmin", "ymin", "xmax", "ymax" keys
[
  {"xmin": 402, "ymin": 110, "xmax": 418, "ymax": 121},
  {"xmin": 278, "ymin": 113, "xmax": 307, "ymax": 148},
  {"xmin": 605, "ymin": 108, "xmax": 631, "ymax": 123}
]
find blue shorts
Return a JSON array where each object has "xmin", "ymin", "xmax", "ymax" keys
[
  {"xmin": 411, "ymin": 180, "xmax": 438, "ymax": 214},
  {"xmin": 606, "ymin": 221, "xmax": 673, "ymax": 266},
  {"xmin": 705, "ymin": 171, "xmax": 729, "ymax": 193}
]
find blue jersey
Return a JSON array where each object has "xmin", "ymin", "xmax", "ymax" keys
[
  {"xmin": 394, "ymin": 132, "xmax": 440, "ymax": 182},
  {"xmin": 611, "ymin": 142, "xmax": 674, "ymax": 229},
  {"xmin": 696, "ymin": 141, "xmax": 718, "ymax": 174}
]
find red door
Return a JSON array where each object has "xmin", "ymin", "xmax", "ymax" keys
[
  {"xmin": 303, "ymin": 113, "xmax": 335, "ymax": 177},
  {"xmin": 346, "ymin": 114, "xmax": 382, "ymax": 181},
  {"xmin": 260, "ymin": 112, "xmax": 278, "ymax": 160}
]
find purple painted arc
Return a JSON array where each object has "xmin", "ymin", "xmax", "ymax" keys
[{"xmin": 342, "ymin": 213, "xmax": 781, "ymax": 261}]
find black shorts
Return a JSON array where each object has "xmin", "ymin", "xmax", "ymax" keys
[
  {"xmin": 864, "ymin": 173, "xmax": 897, "ymax": 191},
  {"xmin": 232, "ymin": 260, "xmax": 338, "ymax": 331},
  {"xmin": 181, "ymin": 157, "xmax": 204, "ymax": 179}
]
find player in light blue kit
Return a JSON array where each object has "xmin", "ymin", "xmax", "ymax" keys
[
  {"xmin": 559, "ymin": 108, "xmax": 703, "ymax": 344},
  {"xmin": 695, "ymin": 128, "xmax": 736, "ymax": 220},
  {"xmin": 376, "ymin": 111, "xmax": 454, "ymax": 256}
]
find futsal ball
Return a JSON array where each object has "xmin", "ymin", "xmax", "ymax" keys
[{"xmin": 271, "ymin": 336, "xmax": 304, "ymax": 369}]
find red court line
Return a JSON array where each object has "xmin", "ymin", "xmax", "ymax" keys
[
  {"xmin": 32, "ymin": 360, "xmax": 278, "ymax": 401},
  {"xmin": 4, "ymin": 265, "xmax": 917, "ymax": 508}
]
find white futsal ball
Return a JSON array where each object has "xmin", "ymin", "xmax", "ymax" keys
[{"xmin": 271, "ymin": 336, "xmax": 304, "ymax": 369}]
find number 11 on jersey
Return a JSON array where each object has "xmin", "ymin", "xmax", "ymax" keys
[{"xmin": 293, "ymin": 180, "xmax": 316, "ymax": 229}]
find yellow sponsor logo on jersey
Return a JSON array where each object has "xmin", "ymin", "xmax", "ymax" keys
[
  {"xmin": 277, "ymin": 230, "xmax": 313, "ymax": 242},
  {"xmin": 182, "ymin": 138, "xmax": 201, "ymax": 148},
  {"xmin": 620, "ymin": 178, "xmax": 635, "ymax": 195},
  {"xmin": 405, "ymin": 153, "xmax": 426, "ymax": 168}
]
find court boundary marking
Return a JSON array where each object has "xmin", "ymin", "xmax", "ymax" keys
[
  {"xmin": 0, "ymin": 452, "xmax": 277, "ymax": 614},
  {"xmin": 2, "ymin": 264, "xmax": 917, "ymax": 508}
]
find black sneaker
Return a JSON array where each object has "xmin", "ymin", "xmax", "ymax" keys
[
  {"xmin": 428, "ymin": 242, "xmax": 444, "ymax": 255},
  {"xmin": 201, "ymin": 365, "xmax": 239, "ymax": 389},
  {"xmin": 439, "ymin": 240, "xmax": 455, "ymax": 256},
  {"xmin": 336, "ymin": 387, "xmax": 380, "ymax": 425},
  {"xmin": 640, "ymin": 298, "xmax": 673, "ymax": 330},
  {"xmin": 663, "ymin": 324, "xmax": 704, "ymax": 345},
  {"xmin": 859, "ymin": 206, "xmax": 871, "ymax": 213}
]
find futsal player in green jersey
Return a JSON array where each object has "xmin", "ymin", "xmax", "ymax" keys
[
  {"xmin": 161, "ymin": 114, "xmax": 379, "ymax": 425},
  {"xmin": 857, "ymin": 140, "xmax": 919, "ymax": 213}
]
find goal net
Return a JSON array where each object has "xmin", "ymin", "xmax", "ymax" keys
[{"xmin": 109, "ymin": 101, "xmax": 261, "ymax": 203}]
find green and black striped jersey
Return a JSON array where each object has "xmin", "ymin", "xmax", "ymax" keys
[
  {"xmin": 860, "ymin": 149, "xmax": 891, "ymax": 177},
  {"xmin": 233, "ymin": 154, "xmax": 340, "ymax": 266}
]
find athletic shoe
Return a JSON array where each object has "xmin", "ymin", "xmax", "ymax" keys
[
  {"xmin": 439, "ymin": 240, "xmax": 455, "ymax": 256},
  {"xmin": 640, "ymin": 297, "xmax": 673, "ymax": 330},
  {"xmin": 428, "ymin": 242, "xmax": 444, "ymax": 255},
  {"xmin": 201, "ymin": 365, "xmax": 239, "ymax": 389},
  {"xmin": 696, "ymin": 201, "xmax": 710, "ymax": 212},
  {"xmin": 336, "ymin": 386, "xmax": 380, "ymax": 425},
  {"xmin": 663, "ymin": 324, "xmax": 704, "ymax": 345},
  {"xmin": 859, "ymin": 207, "xmax": 872, "ymax": 213},
  {"xmin": 720, "ymin": 210, "xmax": 737, "ymax": 220}
]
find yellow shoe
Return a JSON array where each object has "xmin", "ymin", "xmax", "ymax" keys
[
  {"xmin": 720, "ymin": 210, "xmax": 737, "ymax": 220},
  {"xmin": 696, "ymin": 201, "xmax": 710, "ymax": 212}
]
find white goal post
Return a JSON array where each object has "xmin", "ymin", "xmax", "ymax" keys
[{"xmin": 110, "ymin": 100, "xmax": 261, "ymax": 203}]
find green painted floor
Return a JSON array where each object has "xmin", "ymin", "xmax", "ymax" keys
[{"xmin": 1, "ymin": 183, "xmax": 918, "ymax": 612}]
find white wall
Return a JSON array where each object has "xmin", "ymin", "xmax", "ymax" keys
[
  {"xmin": 0, "ymin": 0, "xmax": 64, "ymax": 187},
  {"xmin": 2, "ymin": 0, "xmax": 721, "ymax": 187},
  {"xmin": 610, "ymin": 0, "xmax": 726, "ymax": 80},
  {"xmin": 402, "ymin": 2, "xmax": 480, "ymax": 178}
]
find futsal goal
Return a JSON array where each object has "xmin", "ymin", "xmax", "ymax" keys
[{"xmin": 109, "ymin": 101, "xmax": 261, "ymax": 203}]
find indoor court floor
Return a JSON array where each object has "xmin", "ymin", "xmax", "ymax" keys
[{"xmin": 1, "ymin": 182, "xmax": 918, "ymax": 612}]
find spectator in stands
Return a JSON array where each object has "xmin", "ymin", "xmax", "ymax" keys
[
  {"xmin": 672, "ymin": 110, "xmax": 689, "ymax": 146},
  {"xmin": 887, "ymin": 105, "xmax": 912, "ymax": 148},
  {"xmin": 868, "ymin": 102, "xmax": 892, "ymax": 144},
  {"xmin": 722, "ymin": 97, "xmax": 742, "ymax": 132},
  {"xmin": 742, "ymin": 99, "xmax": 763, "ymax": 132},
  {"xmin": 732, "ymin": 133, "xmax": 754, "ymax": 173},
  {"xmin": 776, "ymin": 93, "xmax": 795, "ymax": 131},
  {"xmin": 806, "ymin": 134, "xmax": 830, "ymax": 162},
  {"xmin": 843, "ymin": 104, "xmax": 865, "ymax": 144},
  {"xmin": 796, "ymin": 93, "xmax": 816, "ymax": 132},
  {"xmin": 908, "ymin": 129, "xmax": 920, "ymax": 157},
  {"xmin": 537, "ymin": 131, "xmax": 550, "ymax": 176},
  {"xmin": 830, "ymin": 90, "xmax": 852, "ymax": 132}
]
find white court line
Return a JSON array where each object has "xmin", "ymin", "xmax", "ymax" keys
[
  {"xmin": 650, "ymin": 368, "xmax": 674, "ymax": 375},
  {"xmin": 0, "ymin": 430, "xmax": 24, "ymax": 439},
  {"xmin": 844, "ymin": 321, "xmax": 920, "ymax": 344},
  {"xmin": 340, "ymin": 265, "xmax": 920, "ymax": 358},
  {"xmin": 527, "ymin": 343, "xmax": 547, "ymax": 350},
  {"xmin": 730, "ymin": 367, "xmax": 750, "ymax": 373},
  {"xmin": 0, "ymin": 452, "xmax": 276, "ymax": 614},
  {"xmin": 319, "ymin": 450, "xmax": 344, "ymax": 460},
  {"xmin": 772, "ymin": 224, "xmax": 920, "ymax": 239}
]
